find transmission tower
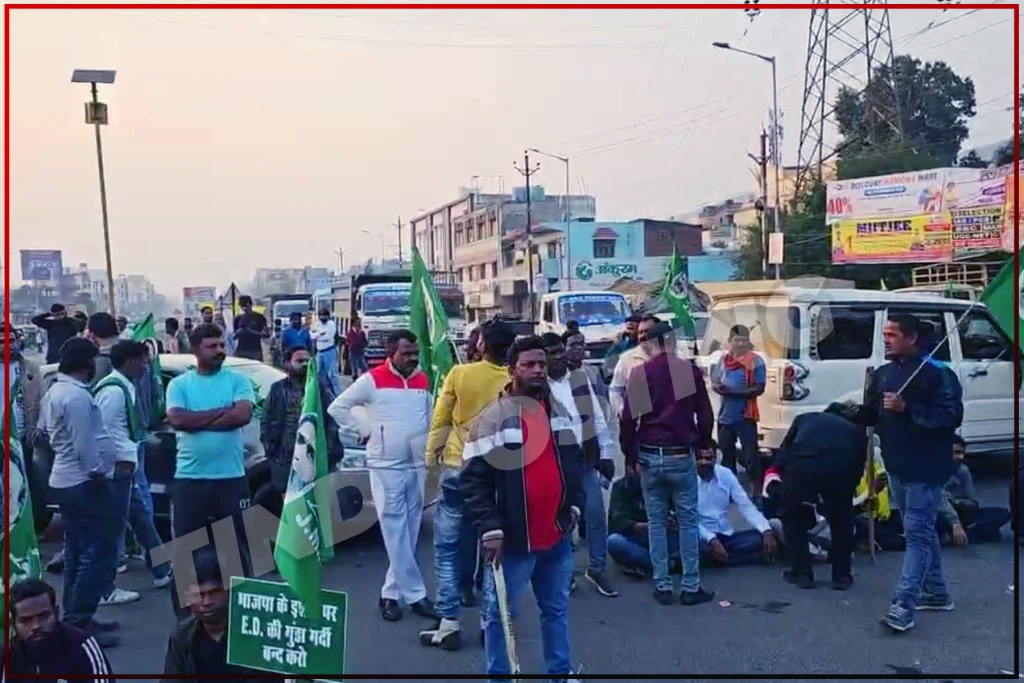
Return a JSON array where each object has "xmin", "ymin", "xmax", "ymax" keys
[{"xmin": 795, "ymin": 0, "xmax": 903, "ymax": 199}]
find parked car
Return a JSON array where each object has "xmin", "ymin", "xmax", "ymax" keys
[{"xmin": 698, "ymin": 286, "xmax": 1020, "ymax": 459}]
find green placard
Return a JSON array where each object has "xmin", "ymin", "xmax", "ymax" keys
[{"xmin": 227, "ymin": 577, "xmax": 347, "ymax": 677}]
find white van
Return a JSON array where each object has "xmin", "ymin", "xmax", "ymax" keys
[{"xmin": 699, "ymin": 286, "xmax": 1020, "ymax": 458}]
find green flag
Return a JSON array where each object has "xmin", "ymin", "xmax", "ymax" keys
[
  {"xmin": 132, "ymin": 313, "xmax": 165, "ymax": 425},
  {"xmin": 2, "ymin": 417, "xmax": 41, "ymax": 633},
  {"xmin": 662, "ymin": 246, "xmax": 696, "ymax": 338},
  {"xmin": 410, "ymin": 247, "xmax": 457, "ymax": 394},
  {"xmin": 273, "ymin": 353, "xmax": 335, "ymax": 615},
  {"xmin": 981, "ymin": 255, "xmax": 1023, "ymax": 349}
]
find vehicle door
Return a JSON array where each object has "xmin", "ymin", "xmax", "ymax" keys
[{"xmin": 953, "ymin": 307, "xmax": 1020, "ymax": 447}]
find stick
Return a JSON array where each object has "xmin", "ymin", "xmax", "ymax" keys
[
  {"xmin": 863, "ymin": 366, "xmax": 877, "ymax": 564},
  {"xmin": 895, "ymin": 300, "xmax": 981, "ymax": 396},
  {"xmin": 492, "ymin": 561, "xmax": 521, "ymax": 682}
]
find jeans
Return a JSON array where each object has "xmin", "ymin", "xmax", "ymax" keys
[
  {"xmin": 638, "ymin": 448, "xmax": 701, "ymax": 593},
  {"xmin": 582, "ymin": 468, "xmax": 608, "ymax": 574},
  {"xmin": 889, "ymin": 475, "xmax": 949, "ymax": 611},
  {"xmin": 102, "ymin": 469, "xmax": 135, "ymax": 597},
  {"xmin": 350, "ymin": 350, "xmax": 369, "ymax": 378},
  {"xmin": 433, "ymin": 467, "xmax": 479, "ymax": 621},
  {"xmin": 134, "ymin": 442, "xmax": 154, "ymax": 518},
  {"xmin": 608, "ymin": 529, "xmax": 679, "ymax": 574},
  {"xmin": 318, "ymin": 346, "xmax": 342, "ymax": 394},
  {"xmin": 53, "ymin": 479, "xmax": 125, "ymax": 627},
  {"xmin": 700, "ymin": 529, "xmax": 765, "ymax": 566},
  {"xmin": 482, "ymin": 537, "xmax": 573, "ymax": 682},
  {"xmin": 718, "ymin": 420, "xmax": 760, "ymax": 490}
]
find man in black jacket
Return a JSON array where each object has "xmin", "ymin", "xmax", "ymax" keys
[
  {"xmin": 775, "ymin": 402, "xmax": 867, "ymax": 591},
  {"xmin": 461, "ymin": 335, "xmax": 585, "ymax": 683},
  {"xmin": 7, "ymin": 578, "xmax": 114, "ymax": 679},
  {"xmin": 32, "ymin": 304, "xmax": 80, "ymax": 364}
]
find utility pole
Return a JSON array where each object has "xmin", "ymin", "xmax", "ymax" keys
[
  {"xmin": 334, "ymin": 247, "xmax": 344, "ymax": 274},
  {"xmin": 395, "ymin": 216, "xmax": 404, "ymax": 267},
  {"xmin": 748, "ymin": 129, "xmax": 770, "ymax": 279},
  {"xmin": 514, "ymin": 151, "xmax": 541, "ymax": 321}
]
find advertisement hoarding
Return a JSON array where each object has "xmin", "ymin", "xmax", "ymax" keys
[
  {"xmin": 19, "ymin": 249, "xmax": 63, "ymax": 284},
  {"xmin": 826, "ymin": 170, "xmax": 945, "ymax": 223},
  {"xmin": 831, "ymin": 215, "xmax": 952, "ymax": 264},
  {"xmin": 182, "ymin": 286, "xmax": 217, "ymax": 318}
]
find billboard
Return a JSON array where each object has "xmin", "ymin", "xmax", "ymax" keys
[
  {"xmin": 826, "ymin": 170, "xmax": 945, "ymax": 223},
  {"xmin": 831, "ymin": 216, "xmax": 952, "ymax": 265},
  {"xmin": 183, "ymin": 286, "xmax": 217, "ymax": 318},
  {"xmin": 19, "ymin": 249, "xmax": 63, "ymax": 284}
]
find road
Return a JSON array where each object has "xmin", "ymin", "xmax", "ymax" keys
[{"xmin": 38, "ymin": 473, "xmax": 1019, "ymax": 678}]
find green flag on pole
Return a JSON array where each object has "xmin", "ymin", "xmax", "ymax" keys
[
  {"xmin": 662, "ymin": 246, "xmax": 696, "ymax": 339},
  {"xmin": 273, "ymin": 353, "xmax": 335, "ymax": 615},
  {"xmin": 410, "ymin": 247, "xmax": 457, "ymax": 394},
  {"xmin": 981, "ymin": 255, "xmax": 1023, "ymax": 349},
  {"xmin": 2, "ymin": 411, "xmax": 41, "ymax": 633},
  {"xmin": 131, "ymin": 313, "xmax": 166, "ymax": 425}
]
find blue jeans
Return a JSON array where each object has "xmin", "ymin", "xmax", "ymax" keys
[
  {"xmin": 103, "ymin": 469, "xmax": 136, "ymax": 596},
  {"xmin": 700, "ymin": 529, "xmax": 765, "ymax": 566},
  {"xmin": 134, "ymin": 442, "xmax": 154, "ymax": 517},
  {"xmin": 638, "ymin": 448, "xmax": 701, "ymax": 593},
  {"xmin": 583, "ymin": 468, "xmax": 608, "ymax": 574},
  {"xmin": 433, "ymin": 468, "xmax": 479, "ymax": 621},
  {"xmin": 889, "ymin": 475, "xmax": 949, "ymax": 611},
  {"xmin": 608, "ymin": 530, "xmax": 679, "ymax": 574},
  {"xmin": 318, "ymin": 346, "xmax": 342, "ymax": 394},
  {"xmin": 482, "ymin": 537, "xmax": 574, "ymax": 682},
  {"xmin": 349, "ymin": 349, "xmax": 369, "ymax": 378},
  {"xmin": 53, "ymin": 478, "xmax": 125, "ymax": 627}
]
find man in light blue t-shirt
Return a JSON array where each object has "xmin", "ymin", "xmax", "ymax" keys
[{"xmin": 165, "ymin": 323, "xmax": 255, "ymax": 610}]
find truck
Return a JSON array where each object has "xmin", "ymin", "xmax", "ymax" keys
[
  {"xmin": 332, "ymin": 273, "xmax": 467, "ymax": 368},
  {"xmin": 537, "ymin": 290, "xmax": 632, "ymax": 369},
  {"xmin": 259, "ymin": 293, "xmax": 314, "ymax": 329}
]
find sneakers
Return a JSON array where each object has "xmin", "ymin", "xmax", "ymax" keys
[
  {"xmin": 99, "ymin": 588, "xmax": 140, "ymax": 606},
  {"xmin": 881, "ymin": 603, "xmax": 915, "ymax": 633},
  {"xmin": 584, "ymin": 569, "xmax": 619, "ymax": 598},
  {"xmin": 116, "ymin": 562, "xmax": 128, "ymax": 574},
  {"xmin": 153, "ymin": 572, "xmax": 174, "ymax": 590},
  {"xmin": 680, "ymin": 587, "xmax": 715, "ymax": 606},
  {"xmin": 418, "ymin": 618, "xmax": 462, "ymax": 651},
  {"xmin": 653, "ymin": 589, "xmax": 674, "ymax": 606},
  {"xmin": 917, "ymin": 593, "xmax": 955, "ymax": 611}
]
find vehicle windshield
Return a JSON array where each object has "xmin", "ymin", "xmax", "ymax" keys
[
  {"xmin": 440, "ymin": 295, "xmax": 465, "ymax": 319},
  {"xmin": 274, "ymin": 301, "xmax": 310, "ymax": 318},
  {"xmin": 700, "ymin": 298, "xmax": 800, "ymax": 359},
  {"xmin": 558, "ymin": 294, "xmax": 629, "ymax": 327},
  {"xmin": 363, "ymin": 288, "xmax": 411, "ymax": 316}
]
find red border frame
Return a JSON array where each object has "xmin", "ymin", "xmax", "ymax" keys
[{"xmin": 4, "ymin": 2, "xmax": 1019, "ymax": 679}]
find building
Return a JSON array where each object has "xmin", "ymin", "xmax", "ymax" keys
[
  {"xmin": 303, "ymin": 267, "xmax": 332, "ymax": 293},
  {"xmin": 115, "ymin": 274, "xmax": 156, "ymax": 311},
  {"xmin": 253, "ymin": 268, "xmax": 305, "ymax": 296}
]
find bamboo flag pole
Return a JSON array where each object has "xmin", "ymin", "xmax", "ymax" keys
[
  {"xmin": 493, "ymin": 561, "xmax": 521, "ymax": 682},
  {"xmin": 863, "ymin": 365, "xmax": 877, "ymax": 564}
]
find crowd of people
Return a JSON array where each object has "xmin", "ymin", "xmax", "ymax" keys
[{"xmin": 2, "ymin": 298, "xmax": 1014, "ymax": 680}]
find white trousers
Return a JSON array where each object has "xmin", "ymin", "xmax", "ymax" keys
[{"xmin": 369, "ymin": 464, "xmax": 428, "ymax": 604}]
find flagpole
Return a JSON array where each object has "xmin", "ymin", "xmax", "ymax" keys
[{"xmin": 895, "ymin": 299, "xmax": 982, "ymax": 396}]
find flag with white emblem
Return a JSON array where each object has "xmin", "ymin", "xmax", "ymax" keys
[{"xmin": 410, "ymin": 247, "xmax": 456, "ymax": 395}]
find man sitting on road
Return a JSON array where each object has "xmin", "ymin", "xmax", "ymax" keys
[
  {"xmin": 607, "ymin": 469, "xmax": 681, "ymax": 578},
  {"xmin": 695, "ymin": 442, "xmax": 777, "ymax": 567},
  {"xmin": 7, "ymin": 579, "xmax": 114, "ymax": 677},
  {"xmin": 938, "ymin": 435, "xmax": 1010, "ymax": 547}
]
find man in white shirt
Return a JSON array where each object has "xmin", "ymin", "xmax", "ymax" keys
[
  {"xmin": 311, "ymin": 309, "xmax": 341, "ymax": 394},
  {"xmin": 696, "ymin": 443, "xmax": 778, "ymax": 567},
  {"xmin": 541, "ymin": 333, "xmax": 619, "ymax": 598},
  {"xmin": 608, "ymin": 315, "xmax": 660, "ymax": 417}
]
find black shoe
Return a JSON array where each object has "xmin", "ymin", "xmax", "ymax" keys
[
  {"xmin": 680, "ymin": 588, "xmax": 715, "ymax": 606},
  {"xmin": 831, "ymin": 575, "xmax": 854, "ymax": 591},
  {"xmin": 411, "ymin": 598, "xmax": 438, "ymax": 620},
  {"xmin": 584, "ymin": 569, "xmax": 619, "ymax": 598},
  {"xmin": 379, "ymin": 598, "xmax": 402, "ymax": 622},
  {"xmin": 654, "ymin": 589, "xmax": 675, "ymax": 606},
  {"xmin": 460, "ymin": 588, "xmax": 478, "ymax": 608},
  {"xmin": 783, "ymin": 569, "xmax": 816, "ymax": 590},
  {"xmin": 90, "ymin": 619, "xmax": 120, "ymax": 633}
]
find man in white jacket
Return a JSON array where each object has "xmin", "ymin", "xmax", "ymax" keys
[{"xmin": 328, "ymin": 329, "xmax": 437, "ymax": 623}]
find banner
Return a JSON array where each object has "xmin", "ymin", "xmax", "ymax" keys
[
  {"xmin": 19, "ymin": 249, "xmax": 63, "ymax": 284},
  {"xmin": 182, "ymin": 286, "xmax": 217, "ymax": 318},
  {"xmin": 826, "ymin": 169, "xmax": 946, "ymax": 222},
  {"xmin": 831, "ymin": 215, "xmax": 952, "ymax": 264},
  {"xmin": 1003, "ymin": 173, "xmax": 1022, "ymax": 253}
]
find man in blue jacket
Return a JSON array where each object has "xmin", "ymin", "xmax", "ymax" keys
[{"xmin": 857, "ymin": 313, "xmax": 963, "ymax": 634}]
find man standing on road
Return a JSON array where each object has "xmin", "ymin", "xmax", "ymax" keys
[
  {"xmin": 619, "ymin": 322, "xmax": 715, "ymax": 606},
  {"xmin": 86, "ymin": 312, "xmax": 121, "ymax": 384},
  {"xmin": 233, "ymin": 296, "xmax": 268, "ymax": 362},
  {"xmin": 542, "ymin": 332, "xmax": 618, "ymax": 598},
  {"xmin": 419, "ymin": 320, "xmax": 516, "ymax": 651},
  {"xmin": 42, "ymin": 338, "xmax": 120, "ymax": 647},
  {"xmin": 461, "ymin": 335, "xmax": 585, "ymax": 683},
  {"xmin": 609, "ymin": 315, "xmax": 659, "ymax": 416},
  {"xmin": 344, "ymin": 316, "xmax": 369, "ymax": 378},
  {"xmin": 7, "ymin": 579, "xmax": 114, "ymax": 677},
  {"xmin": 857, "ymin": 314, "xmax": 962, "ymax": 633},
  {"xmin": 711, "ymin": 325, "xmax": 766, "ymax": 497},
  {"xmin": 604, "ymin": 314, "xmax": 640, "ymax": 361},
  {"xmin": 165, "ymin": 323, "xmax": 256, "ymax": 602},
  {"xmin": 164, "ymin": 318, "xmax": 190, "ymax": 354},
  {"xmin": 281, "ymin": 312, "xmax": 312, "ymax": 354},
  {"xmin": 200, "ymin": 306, "xmax": 215, "ymax": 326},
  {"xmin": 328, "ymin": 330, "xmax": 436, "ymax": 623},
  {"xmin": 116, "ymin": 315, "xmax": 129, "ymax": 335},
  {"xmin": 32, "ymin": 304, "xmax": 80, "ymax": 364},
  {"xmin": 312, "ymin": 309, "xmax": 342, "ymax": 392}
]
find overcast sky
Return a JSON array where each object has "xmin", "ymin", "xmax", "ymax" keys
[{"xmin": 7, "ymin": 3, "xmax": 1017, "ymax": 296}]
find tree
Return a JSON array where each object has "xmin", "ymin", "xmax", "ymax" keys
[
  {"xmin": 835, "ymin": 55, "xmax": 976, "ymax": 167},
  {"xmin": 994, "ymin": 89, "xmax": 1022, "ymax": 166},
  {"xmin": 957, "ymin": 150, "xmax": 989, "ymax": 169}
]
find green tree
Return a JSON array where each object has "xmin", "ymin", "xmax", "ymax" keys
[
  {"xmin": 957, "ymin": 150, "xmax": 989, "ymax": 169},
  {"xmin": 994, "ymin": 89, "xmax": 1022, "ymax": 166},
  {"xmin": 834, "ymin": 55, "xmax": 977, "ymax": 167}
]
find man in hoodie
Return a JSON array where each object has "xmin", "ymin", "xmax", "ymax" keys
[
  {"xmin": 857, "ymin": 313, "xmax": 963, "ymax": 633},
  {"xmin": 461, "ymin": 335, "xmax": 585, "ymax": 683},
  {"xmin": 419, "ymin": 320, "xmax": 516, "ymax": 651}
]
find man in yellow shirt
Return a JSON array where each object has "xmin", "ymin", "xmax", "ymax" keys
[{"xmin": 419, "ymin": 320, "xmax": 517, "ymax": 651}]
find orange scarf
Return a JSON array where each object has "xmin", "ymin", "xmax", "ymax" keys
[{"xmin": 723, "ymin": 351, "xmax": 760, "ymax": 421}]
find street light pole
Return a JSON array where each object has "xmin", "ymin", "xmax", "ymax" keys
[
  {"xmin": 514, "ymin": 152, "xmax": 541, "ymax": 321},
  {"xmin": 528, "ymin": 148, "xmax": 572, "ymax": 291},
  {"xmin": 362, "ymin": 230, "xmax": 386, "ymax": 263}
]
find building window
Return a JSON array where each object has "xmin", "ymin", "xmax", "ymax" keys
[
  {"xmin": 659, "ymin": 230, "xmax": 670, "ymax": 241},
  {"xmin": 491, "ymin": 261, "xmax": 498, "ymax": 278},
  {"xmin": 593, "ymin": 239, "xmax": 616, "ymax": 258},
  {"xmin": 547, "ymin": 243, "xmax": 557, "ymax": 259}
]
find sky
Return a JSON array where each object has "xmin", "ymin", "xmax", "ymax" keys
[{"xmin": 6, "ymin": 2, "xmax": 1018, "ymax": 298}]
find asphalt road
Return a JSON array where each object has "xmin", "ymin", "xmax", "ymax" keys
[{"xmin": 37, "ymin": 472, "xmax": 1019, "ymax": 679}]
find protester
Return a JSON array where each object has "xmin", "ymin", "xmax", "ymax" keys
[
  {"xmin": 269, "ymin": 320, "xmax": 284, "ymax": 368},
  {"xmin": 32, "ymin": 304, "xmax": 81, "ymax": 364},
  {"xmin": 86, "ymin": 312, "xmax": 121, "ymax": 384},
  {"xmin": 696, "ymin": 442, "xmax": 777, "ymax": 567},
  {"xmin": 938, "ymin": 435, "xmax": 1010, "ymax": 547},
  {"xmin": 258, "ymin": 345, "xmax": 343, "ymax": 519},
  {"xmin": 233, "ymin": 296, "xmax": 268, "ymax": 362},
  {"xmin": 711, "ymin": 325, "xmax": 766, "ymax": 499},
  {"xmin": 344, "ymin": 316, "xmax": 369, "ymax": 378},
  {"xmin": 856, "ymin": 314, "xmax": 963, "ymax": 632},
  {"xmin": 42, "ymin": 337, "xmax": 120, "ymax": 646},
  {"xmin": 604, "ymin": 313, "xmax": 640, "ymax": 360},
  {"xmin": 116, "ymin": 315, "xmax": 129, "ymax": 335},
  {"xmin": 165, "ymin": 323, "xmax": 256, "ymax": 610},
  {"xmin": 161, "ymin": 549, "xmax": 282, "ymax": 681},
  {"xmin": 7, "ymin": 579, "xmax": 114, "ymax": 677},
  {"xmin": 3, "ymin": 323, "xmax": 26, "ymax": 442},
  {"xmin": 463, "ymin": 325, "xmax": 483, "ymax": 363},
  {"xmin": 312, "ymin": 309, "xmax": 342, "ymax": 392},
  {"xmin": 419, "ymin": 320, "xmax": 516, "ymax": 650},
  {"xmin": 164, "ymin": 318, "xmax": 190, "ymax": 354},
  {"xmin": 541, "ymin": 332, "xmax": 618, "ymax": 598},
  {"xmin": 281, "ymin": 312, "xmax": 312, "ymax": 354},
  {"xmin": 607, "ymin": 468, "xmax": 681, "ymax": 578},
  {"xmin": 328, "ymin": 330, "xmax": 436, "ymax": 623},
  {"xmin": 213, "ymin": 312, "xmax": 236, "ymax": 356},
  {"xmin": 200, "ymin": 306, "xmax": 215, "ymax": 326},
  {"xmin": 619, "ymin": 322, "xmax": 715, "ymax": 606},
  {"xmin": 609, "ymin": 314, "xmax": 659, "ymax": 416},
  {"xmin": 183, "ymin": 317, "xmax": 195, "ymax": 338},
  {"xmin": 461, "ymin": 335, "xmax": 585, "ymax": 682}
]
